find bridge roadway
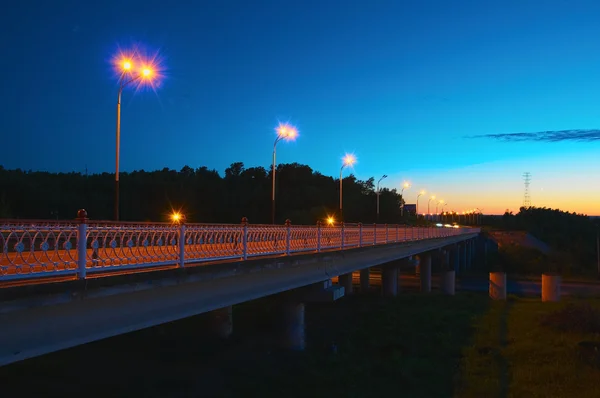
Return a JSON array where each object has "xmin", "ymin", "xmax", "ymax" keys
[
  {"xmin": 0, "ymin": 230, "xmax": 478, "ymax": 366},
  {"xmin": 0, "ymin": 224, "xmax": 462, "ymax": 286}
]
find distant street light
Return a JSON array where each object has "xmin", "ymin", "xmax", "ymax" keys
[
  {"xmin": 436, "ymin": 200, "xmax": 444, "ymax": 221},
  {"xmin": 271, "ymin": 122, "xmax": 298, "ymax": 224},
  {"xmin": 376, "ymin": 174, "xmax": 388, "ymax": 222},
  {"xmin": 400, "ymin": 182, "xmax": 410, "ymax": 218},
  {"xmin": 113, "ymin": 51, "xmax": 157, "ymax": 221},
  {"xmin": 416, "ymin": 190, "xmax": 425, "ymax": 220},
  {"xmin": 428, "ymin": 195, "xmax": 436, "ymax": 220},
  {"xmin": 339, "ymin": 154, "xmax": 356, "ymax": 221}
]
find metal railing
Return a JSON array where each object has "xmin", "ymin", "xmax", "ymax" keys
[{"xmin": 0, "ymin": 214, "xmax": 479, "ymax": 282}]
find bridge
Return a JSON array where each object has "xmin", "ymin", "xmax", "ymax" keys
[{"xmin": 0, "ymin": 210, "xmax": 480, "ymax": 366}]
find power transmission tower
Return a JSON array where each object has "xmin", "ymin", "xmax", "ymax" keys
[{"xmin": 522, "ymin": 172, "xmax": 531, "ymax": 207}]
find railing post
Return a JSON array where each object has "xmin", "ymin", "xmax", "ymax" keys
[
  {"xmin": 373, "ymin": 223, "xmax": 377, "ymax": 245},
  {"xmin": 385, "ymin": 224, "xmax": 389, "ymax": 243},
  {"xmin": 395, "ymin": 224, "xmax": 399, "ymax": 242},
  {"xmin": 178, "ymin": 218, "xmax": 186, "ymax": 268},
  {"xmin": 241, "ymin": 217, "xmax": 248, "ymax": 260},
  {"xmin": 341, "ymin": 222, "xmax": 345, "ymax": 249},
  {"xmin": 411, "ymin": 225, "xmax": 414, "ymax": 240},
  {"xmin": 76, "ymin": 209, "xmax": 88, "ymax": 280},
  {"xmin": 285, "ymin": 219, "xmax": 291, "ymax": 255},
  {"xmin": 316, "ymin": 221, "xmax": 321, "ymax": 252},
  {"xmin": 358, "ymin": 222, "xmax": 363, "ymax": 247}
]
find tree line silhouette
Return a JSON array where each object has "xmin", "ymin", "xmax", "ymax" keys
[
  {"xmin": 485, "ymin": 206, "xmax": 599, "ymax": 276},
  {"xmin": 0, "ymin": 163, "xmax": 413, "ymax": 225}
]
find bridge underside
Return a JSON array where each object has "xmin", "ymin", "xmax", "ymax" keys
[{"xmin": 0, "ymin": 233, "xmax": 478, "ymax": 367}]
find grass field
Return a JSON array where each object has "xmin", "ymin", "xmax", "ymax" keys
[{"xmin": 1, "ymin": 292, "xmax": 599, "ymax": 397}]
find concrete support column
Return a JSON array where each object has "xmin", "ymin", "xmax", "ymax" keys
[
  {"xmin": 451, "ymin": 245, "xmax": 460, "ymax": 277},
  {"xmin": 382, "ymin": 266, "xmax": 399, "ymax": 297},
  {"xmin": 209, "ymin": 305, "xmax": 233, "ymax": 339},
  {"xmin": 542, "ymin": 274, "xmax": 561, "ymax": 302},
  {"xmin": 466, "ymin": 241, "xmax": 472, "ymax": 270},
  {"xmin": 278, "ymin": 302, "xmax": 305, "ymax": 350},
  {"xmin": 440, "ymin": 270, "xmax": 455, "ymax": 295},
  {"xmin": 360, "ymin": 268, "xmax": 370, "ymax": 292},
  {"xmin": 489, "ymin": 272, "xmax": 507, "ymax": 300},
  {"xmin": 338, "ymin": 273, "xmax": 353, "ymax": 295},
  {"xmin": 439, "ymin": 250, "xmax": 450, "ymax": 274},
  {"xmin": 460, "ymin": 243, "xmax": 467, "ymax": 273},
  {"xmin": 483, "ymin": 237, "xmax": 488, "ymax": 269},
  {"xmin": 419, "ymin": 254, "xmax": 431, "ymax": 293}
]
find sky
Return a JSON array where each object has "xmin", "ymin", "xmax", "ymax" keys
[{"xmin": 1, "ymin": 0, "xmax": 599, "ymax": 215}]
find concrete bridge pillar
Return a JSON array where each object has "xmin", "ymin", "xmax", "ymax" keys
[
  {"xmin": 466, "ymin": 240, "xmax": 473, "ymax": 270},
  {"xmin": 278, "ymin": 302, "xmax": 305, "ymax": 350},
  {"xmin": 209, "ymin": 305, "xmax": 233, "ymax": 339},
  {"xmin": 489, "ymin": 272, "xmax": 507, "ymax": 300},
  {"xmin": 360, "ymin": 268, "xmax": 370, "ymax": 292},
  {"xmin": 419, "ymin": 253, "xmax": 432, "ymax": 293},
  {"xmin": 338, "ymin": 273, "xmax": 354, "ymax": 295},
  {"xmin": 450, "ymin": 244, "xmax": 460, "ymax": 276},
  {"xmin": 382, "ymin": 265, "xmax": 399, "ymax": 297},
  {"xmin": 440, "ymin": 270, "xmax": 455, "ymax": 295},
  {"xmin": 460, "ymin": 243, "xmax": 467, "ymax": 273}
]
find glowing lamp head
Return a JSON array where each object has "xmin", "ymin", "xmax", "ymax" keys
[
  {"xmin": 276, "ymin": 123, "xmax": 298, "ymax": 141},
  {"xmin": 403, "ymin": 182, "xmax": 410, "ymax": 189},
  {"xmin": 342, "ymin": 154, "xmax": 356, "ymax": 167},
  {"xmin": 327, "ymin": 216, "xmax": 335, "ymax": 226},
  {"xmin": 431, "ymin": 195, "xmax": 436, "ymax": 200},
  {"xmin": 171, "ymin": 212, "xmax": 182, "ymax": 223},
  {"xmin": 123, "ymin": 60, "xmax": 132, "ymax": 70}
]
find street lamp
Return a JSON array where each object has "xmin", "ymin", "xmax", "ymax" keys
[
  {"xmin": 428, "ymin": 195, "xmax": 436, "ymax": 220},
  {"xmin": 376, "ymin": 174, "xmax": 388, "ymax": 222},
  {"xmin": 339, "ymin": 154, "xmax": 356, "ymax": 221},
  {"xmin": 400, "ymin": 182, "xmax": 410, "ymax": 217},
  {"xmin": 442, "ymin": 202, "xmax": 448, "ymax": 221},
  {"xmin": 271, "ymin": 122, "xmax": 298, "ymax": 224},
  {"xmin": 436, "ymin": 200, "xmax": 444, "ymax": 221},
  {"xmin": 416, "ymin": 190, "xmax": 425, "ymax": 220},
  {"xmin": 113, "ymin": 52, "xmax": 157, "ymax": 221}
]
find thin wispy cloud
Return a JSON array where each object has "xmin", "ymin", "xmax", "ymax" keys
[{"xmin": 470, "ymin": 129, "xmax": 600, "ymax": 142}]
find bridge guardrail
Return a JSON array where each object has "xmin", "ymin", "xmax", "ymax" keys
[{"xmin": 0, "ymin": 212, "xmax": 480, "ymax": 283}]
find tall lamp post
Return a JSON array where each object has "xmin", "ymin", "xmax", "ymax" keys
[
  {"xmin": 416, "ymin": 190, "xmax": 425, "ymax": 221},
  {"xmin": 442, "ymin": 203, "xmax": 448, "ymax": 222},
  {"xmin": 427, "ymin": 195, "xmax": 436, "ymax": 221},
  {"xmin": 113, "ymin": 54, "xmax": 156, "ymax": 221},
  {"xmin": 376, "ymin": 174, "xmax": 388, "ymax": 222},
  {"xmin": 271, "ymin": 123, "xmax": 298, "ymax": 224},
  {"xmin": 400, "ymin": 182, "xmax": 410, "ymax": 218},
  {"xmin": 436, "ymin": 200, "xmax": 444, "ymax": 222},
  {"xmin": 339, "ymin": 154, "xmax": 356, "ymax": 221}
]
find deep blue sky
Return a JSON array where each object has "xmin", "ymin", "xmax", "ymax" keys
[{"xmin": 2, "ymin": 0, "xmax": 600, "ymax": 214}]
